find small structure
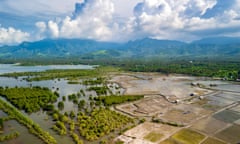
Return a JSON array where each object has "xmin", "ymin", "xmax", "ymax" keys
[
  {"xmin": 199, "ymin": 96, "xmax": 204, "ymax": 100},
  {"xmin": 175, "ymin": 99, "xmax": 180, "ymax": 104},
  {"xmin": 190, "ymin": 93, "xmax": 195, "ymax": 97}
]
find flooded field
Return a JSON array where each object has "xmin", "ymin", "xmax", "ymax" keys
[{"xmin": 1, "ymin": 69, "xmax": 240, "ymax": 144}]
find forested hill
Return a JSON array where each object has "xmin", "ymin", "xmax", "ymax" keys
[{"xmin": 0, "ymin": 37, "xmax": 240, "ymax": 59}]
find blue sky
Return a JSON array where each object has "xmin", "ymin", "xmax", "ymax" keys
[{"xmin": 0, "ymin": 0, "xmax": 240, "ymax": 45}]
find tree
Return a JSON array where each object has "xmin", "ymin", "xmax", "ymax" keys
[
  {"xmin": 52, "ymin": 113, "xmax": 59, "ymax": 121},
  {"xmin": 238, "ymin": 70, "xmax": 240, "ymax": 79},
  {"xmin": 62, "ymin": 96, "xmax": 66, "ymax": 101},
  {"xmin": 70, "ymin": 111, "xmax": 75, "ymax": 119},
  {"xmin": 78, "ymin": 100, "xmax": 85, "ymax": 109},
  {"xmin": 58, "ymin": 101, "xmax": 64, "ymax": 110}
]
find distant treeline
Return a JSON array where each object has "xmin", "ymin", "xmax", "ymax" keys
[{"xmin": 1, "ymin": 57, "xmax": 240, "ymax": 80}]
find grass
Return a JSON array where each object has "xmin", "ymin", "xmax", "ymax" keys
[
  {"xmin": 201, "ymin": 137, "xmax": 226, "ymax": 144},
  {"xmin": 172, "ymin": 129, "xmax": 205, "ymax": 144},
  {"xmin": 144, "ymin": 132, "xmax": 163, "ymax": 142},
  {"xmin": 159, "ymin": 138, "xmax": 179, "ymax": 144}
]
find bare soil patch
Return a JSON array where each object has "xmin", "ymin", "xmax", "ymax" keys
[
  {"xmin": 116, "ymin": 122, "xmax": 179, "ymax": 144},
  {"xmin": 159, "ymin": 104, "xmax": 211, "ymax": 125},
  {"xmin": 116, "ymin": 95, "xmax": 173, "ymax": 117}
]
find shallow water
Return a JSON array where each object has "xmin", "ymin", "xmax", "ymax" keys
[
  {"xmin": 0, "ymin": 64, "xmax": 124, "ymax": 144},
  {"xmin": 1, "ymin": 66, "xmax": 239, "ymax": 144},
  {"xmin": 195, "ymin": 80, "xmax": 240, "ymax": 92},
  {"xmin": 2, "ymin": 120, "xmax": 44, "ymax": 144},
  {"xmin": 0, "ymin": 64, "xmax": 95, "ymax": 74}
]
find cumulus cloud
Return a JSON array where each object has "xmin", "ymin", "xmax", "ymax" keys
[
  {"xmin": 48, "ymin": 21, "xmax": 59, "ymax": 38},
  {"xmin": 131, "ymin": 0, "xmax": 240, "ymax": 41},
  {"xmin": 0, "ymin": 26, "xmax": 30, "ymax": 45},
  {"xmin": 5, "ymin": 0, "xmax": 240, "ymax": 45},
  {"xmin": 35, "ymin": 0, "xmax": 116, "ymax": 41},
  {"xmin": 35, "ymin": 21, "xmax": 46, "ymax": 33}
]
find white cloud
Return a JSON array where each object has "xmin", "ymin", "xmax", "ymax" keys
[
  {"xmin": 40, "ymin": 0, "xmax": 116, "ymax": 41},
  {"xmin": 3, "ymin": 0, "xmax": 240, "ymax": 45},
  {"xmin": 0, "ymin": 26, "xmax": 30, "ymax": 45},
  {"xmin": 35, "ymin": 21, "xmax": 46, "ymax": 33},
  {"xmin": 48, "ymin": 21, "xmax": 59, "ymax": 38},
  {"xmin": 131, "ymin": 0, "xmax": 240, "ymax": 41}
]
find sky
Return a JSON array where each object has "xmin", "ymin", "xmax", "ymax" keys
[{"xmin": 0, "ymin": 0, "xmax": 240, "ymax": 45}]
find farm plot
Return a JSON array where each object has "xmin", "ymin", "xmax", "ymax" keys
[
  {"xmin": 214, "ymin": 92, "xmax": 240, "ymax": 102},
  {"xmin": 159, "ymin": 104, "xmax": 211, "ymax": 125},
  {"xmin": 171, "ymin": 129, "xmax": 205, "ymax": 144},
  {"xmin": 230, "ymin": 104, "xmax": 240, "ymax": 113},
  {"xmin": 191, "ymin": 93, "xmax": 235, "ymax": 111},
  {"xmin": 116, "ymin": 96, "xmax": 173, "ymax": 117},
  {"xmin": 207, "ymin": 95, "xmax": 235, "ymax": 108},
  {"xmin": 234, "ymin": 119, "xmax": 240, "ymax": 125},
  {"xmin": 116, "ymin": 122, "xmax": 179, "ymax": 144},
  {"xmin": 191, "ymin": 117, "xmax": 229, "ymax": 135},
  {"xmin": 215, "ymin": 124, "xmax": 240, "ymax": 144},
  {"xmin": 213, "ymin": 110, "xmax": 240, "ymax": 123},
  {"xmin": 201, "ymin": 137, "xmax": 227, "ymax": 144}
]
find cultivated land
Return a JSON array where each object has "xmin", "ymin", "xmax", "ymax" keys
[
  {"xmin": 0, "ymin": 66, "xmax": 240, "ymax": 144},
  {"xmin": 113, "ymin": 73, "xmax": 240, "ymax": 144}
]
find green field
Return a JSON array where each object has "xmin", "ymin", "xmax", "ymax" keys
[
  {"xmin": 144, "ymin": 132, "xmax": 163, "ymax": 142},
  {"xmin": 172, "ymin": 129, "xmax": 205, "ymax": 144},
  {"xmin": 202, "ymin": 137, "xmax": 226, "ymax": 144}
]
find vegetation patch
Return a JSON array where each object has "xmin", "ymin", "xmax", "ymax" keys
[
  {"xmin": 1, "ymin": 66, "xmax": 120, "ymax": 81},
  {"xmin": 94, "ymin": 95, "xmax": 144, "ymax": 106},
  {"xmin": 202, "ymin": 137, "xmax": 226, "ymax": 144},
  {"xmin": 51, "ymin": 107, "xmax": 133, "ymax": 142},
  {"xmin": 77, "ymin": 108, "xmax": 133, "ymax": 141},
  {"xmin": 87, "ymin": 86, "xmax": 109, "ymax": 95},
  {"xmin": 172, "ymin": 129, "xmax": 205, "ymax": 144},
  {"xmin": 0, "ymin": 99, "xmax": 56, "ymax": 144},
  {"xmin": 0, "ymin": 86, "xmax": 58, "ymax": 113},
  {"xmin": 0, "ymin": 132, "xmax": 19, "ymax": 142},
  {"xmin": 82, "ymin": 77, "xmax": 105, "ymax": 85},
  {"xmin": 143, "ymin": 131, "xmax": 163, "ymax": 142},
  {"xmin": 160, "ymin": 138, "xmax": 179, "ymax": 144}
]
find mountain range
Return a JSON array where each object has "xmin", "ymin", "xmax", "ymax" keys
[{"xmin": 0, "ymin": 37, "xmax": 240, "ymax": 59}]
